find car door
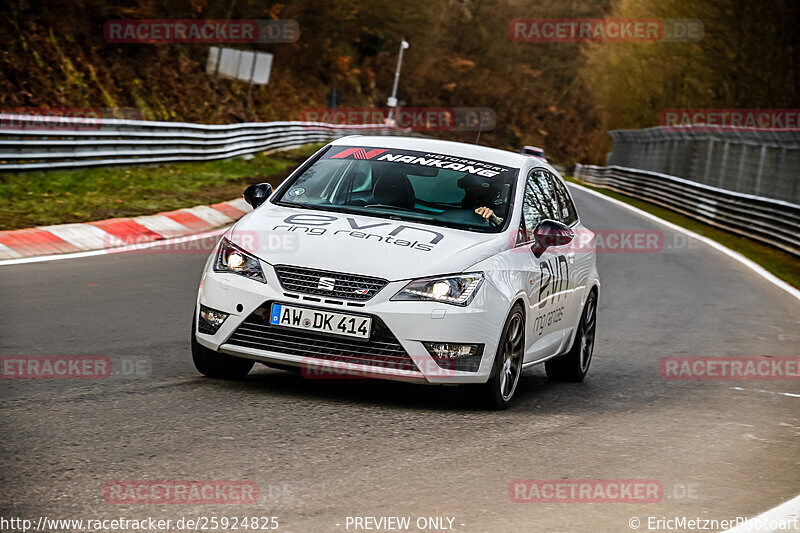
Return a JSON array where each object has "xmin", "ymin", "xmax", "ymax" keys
[
  {"xmin": 548, "ymin": 171, "xmax": 590, "ymax": 335},
  {"xmin": 517, "ymin": 169, "xmax": 573, "ymax": 363}
]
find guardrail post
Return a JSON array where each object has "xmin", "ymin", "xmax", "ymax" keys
[
  {"xmin": 718, "ymin": 141, "xmax": 730, "ymax": 188},
  {"xmin": 754, "ymin": 144, "xmax": 767, "ymax": 196},
  {"xmin": 736, "ymin": 144, "xmax": 748, "ymax": 193},
  {"xmin": 702, "ymin": 139, "xmax": 714, "ymax": 185}
]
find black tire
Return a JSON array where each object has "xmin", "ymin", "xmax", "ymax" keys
[
  {"xmin": 545, "ymin": 290, "xmax": 597, "ymax": 382},
  {"xmin": 478, "ymin": 303, "xmax": 526, "ymax": 410},
  {"xmin": 191, "ymin": 313, "xmax": 254, "ymax": 380}
]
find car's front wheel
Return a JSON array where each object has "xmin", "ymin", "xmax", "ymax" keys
[
  {"xmin": 191, "ymin": 313, "xmax": 254, "ymax": 380},
  {"xmin": 479, "ymin": 303, "xmax": 525, "ymax": 410},
  {"xmin": 545, "ymin": 290, "xmax": 597, "ymax": 382}
]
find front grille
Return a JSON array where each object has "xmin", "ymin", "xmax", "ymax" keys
[
  {"xmin": 273, "ymin": 265, "xmax": 387, "ymax": 301},
  {"xmin": 226, "ymin": 303, "xmax": 418, "ymax": 372}
]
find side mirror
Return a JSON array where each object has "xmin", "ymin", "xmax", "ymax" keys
[
  {"xmin": 531, "ymin": 219, "xmax": 573, "ymax": 257},
  {"xmin": 243, "ymin": 182, "xmax": 273, "ymax": 209}
]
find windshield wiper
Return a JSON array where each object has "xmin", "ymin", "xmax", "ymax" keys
[
  {"xmin": 362, "ymin": 204, "xmax": 420, "ymax": 212},
  {"xmin": 276, "ymin": 201, "xmax": 313, "ymax": 209}
]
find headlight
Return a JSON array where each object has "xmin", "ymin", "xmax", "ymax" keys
[
  {"xmin": 213, "ymin": 238, "xmax": 266, "ymax": 283},
  {"xmin": 391, "ymin": 273, "xmax": 484, "ymax": 306}
]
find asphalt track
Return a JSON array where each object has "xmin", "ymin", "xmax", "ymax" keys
[{"xmin": 1, "ymin": 186, "xmax": 798, "ymax": 533}]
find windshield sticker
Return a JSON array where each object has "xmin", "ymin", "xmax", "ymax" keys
[
  {"xmin": 325, "ymin": 146, "xmax": 518, "ymax": 179},
  {"xmin": 272, "ymin": 213, "xmax": 444, "ymax": 252}
]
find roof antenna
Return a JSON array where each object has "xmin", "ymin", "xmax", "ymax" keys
[{"xmin": 474, "ymin": 113, "xmax": 485, "ymax": 144}]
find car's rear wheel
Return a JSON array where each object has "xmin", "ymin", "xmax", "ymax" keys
[
  {"xmin": 545, "ymin": 290, "xmax": 597, "ymax": 382},
  {"xmin": 191, "ymin": 313, "xmax": 254, "ymax": 380},
  {"xmin": 478, "ymin": 303, "xmax": 525, "ymax": 410}
]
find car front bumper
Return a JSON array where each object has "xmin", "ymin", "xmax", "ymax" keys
[{"xmin": 195, "ymin": 261, "xmax": 512, "ymax": 384}]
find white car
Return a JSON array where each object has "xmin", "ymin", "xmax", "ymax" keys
[
  {"xmin": 192, "ymin": 136, "xmax": 600, "ymax": 408},
  {"xmin": 521, "ymin": 145, "xmax": 548, "ymax": 162}
]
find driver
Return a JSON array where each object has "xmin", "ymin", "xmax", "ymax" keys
[{"xmin": 458, "ymin": 175, "xmax": 505, "ymax": 226}]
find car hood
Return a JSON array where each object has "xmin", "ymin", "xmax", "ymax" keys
[{"xmin": 228, "ymin": 204, "xmax": 508, "ymax": 280}]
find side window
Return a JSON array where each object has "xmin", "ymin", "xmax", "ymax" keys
[
  {"xmin": 516, "ymin": 216, "xmax": 528, "ymax": 245},
  {"xmin": 521, "ymin": 170, "xmax": 552, "ymax": 241},
  {"xmin": 522, "ymin": 176, "xmax": 540, "ymax": 235},
  {"xmin": 530, "ymin": 170, "xmax": 560, "ymax": 220},
  {"xmin": 549, "ymin": 173, "xmax": 578, "ymax": 225},
  {"xmin": 520, "ymin": 169, "xmax": 577, "ymax": 243}
]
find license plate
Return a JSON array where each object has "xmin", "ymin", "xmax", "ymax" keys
[{"xmin": 269, "ymin": 303, "xmax": 372, "ymax": 340}]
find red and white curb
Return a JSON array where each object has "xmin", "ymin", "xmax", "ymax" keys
[{"xmin": 0, "ymin": 198, "xmax": 251, "ymax": 260}]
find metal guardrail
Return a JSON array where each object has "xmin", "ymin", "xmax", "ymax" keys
[
  {"xmin": 0, "ymin": 114, "xmax": 406, "ymax": 171},
  {"xmin": 5, "ymin": 115, "xmax": 797, "ymax": 256},
  {"xmin": 573, "ymin": 164, "xmax": 800, "ymax": 257},
  {"xmin": 606, "ymin": 127, "xmax": 800, "ymax": 204}
]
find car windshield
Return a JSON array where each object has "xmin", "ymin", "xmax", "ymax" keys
[{"xmin": 276, "ymin": 146, "xmax": 518, "ymax": 233}]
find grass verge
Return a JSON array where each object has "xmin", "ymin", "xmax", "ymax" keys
[
  {"xmin": 566, "ymin": 177, "xmax": 800, "ymax": 289},
  {"xmin": 0, "ymin": 145, "xmax": 322, "ymax": 230}
]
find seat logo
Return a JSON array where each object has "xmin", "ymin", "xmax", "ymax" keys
[{"xmin": 317, "ymin": 277, "xmax": 336, "ymax": 291}]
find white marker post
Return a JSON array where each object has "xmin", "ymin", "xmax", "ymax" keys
[{"xmin": 386, "ymin": 39, "xmax": 409, "ymax": 123}]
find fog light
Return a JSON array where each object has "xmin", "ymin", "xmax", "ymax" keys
[
  {"xmin": 198, "ymin": 304, "xmax": 229, "ymax": 334},
  {"xmin": 424, "ymin": 342, "xmax": 479, "ymax": 359},
  {"xmin": 423, "ymin": 342, "xmax": 484, "ymax": 373}
]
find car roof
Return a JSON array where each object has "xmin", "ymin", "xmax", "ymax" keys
[{"xmin": 331, "ymin": 135, "xmax": 530, "ymax": 168}]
